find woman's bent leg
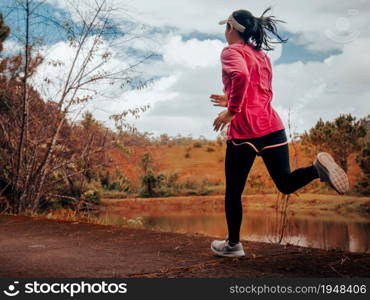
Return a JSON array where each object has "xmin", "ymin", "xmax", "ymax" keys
[
  {"xmin": 225, "ymin": 142, "xmax": 256, "ymax": 244},
  {"xmin": 261, "ymin": 144, "xmax": 319, "ymax": 194}
]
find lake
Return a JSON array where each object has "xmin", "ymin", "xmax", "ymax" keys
[{"xmin": 98, "ymin": 203, "xmax": 370, "ymax": 253}]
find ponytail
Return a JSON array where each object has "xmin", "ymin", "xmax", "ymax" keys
[
  {"xmin": 234, "ymin": 7, "xmax": 288, "ymax": 51},
  {"xmin": 252, "ymin": 7, "xmax": 288, "ymax": 51}
]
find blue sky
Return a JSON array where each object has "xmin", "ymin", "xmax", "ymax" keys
[
  {"xmin": 0, "ymin": 0, "xmax": 71, "ymax": 45},
  {"xmin": 1, "ymin": 0, "xmax": 369, "ymax": 140}
]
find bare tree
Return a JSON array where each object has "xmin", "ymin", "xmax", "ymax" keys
[{"xmin": 1, "ymin": 0, "xmax": 153, "ymax": 214}]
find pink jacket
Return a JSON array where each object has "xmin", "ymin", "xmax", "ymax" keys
[{"xmin": 221, "ymin": 42, "xmax": 285, "ymax": 139}]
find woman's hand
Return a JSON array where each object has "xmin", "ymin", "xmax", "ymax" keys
[
  {"xmin": 213, "ymin": 109, "xmax": 236, "ymax": 132},
  {"xmin": 210, "ymin": 94, "xmax": 228, "ymax": 107}
]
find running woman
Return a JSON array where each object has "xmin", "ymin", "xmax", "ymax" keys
[{"xmin": 210, "ymin": 8, "xmax": 350, "ymax": 257}]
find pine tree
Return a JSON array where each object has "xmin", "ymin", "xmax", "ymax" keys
[{"xmin": 300, "ymin": 114, "xmax": 367, "ymax": 172}]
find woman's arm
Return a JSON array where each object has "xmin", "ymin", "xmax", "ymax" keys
[{"xmin": 221, "ymin": 47, "xmax": 250, "ymax": 114}]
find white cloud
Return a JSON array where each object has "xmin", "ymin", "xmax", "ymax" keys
[
  {"xmin": 161, "ymin": 36, "xmax": 224, "ymax": 69},
  {"xmin": 34, "ymin": 0, "xmax": 369, "ymax": 140},
  {"xmin": 93, "ymin": 35, "xmax": 227, "ymax": 138},
  {"xmin": 29, "ymin": 32, "xmax": 369, "ymax": 140},
  {"xmin": 273, "ymin": 37, "xmax": 370, "ymax": 133},
  {"xmin": 2, "ymin": 40, "xmax": 23, "ymax": 56},
  {"xmin": 128, "ymin": 36, "xmax": 369, "ymax": 140},
  {"xmin": 46, "ymin": 0, "xmax": 369, "ymax": 52},
  {"xmin": 125, "ymin": 0, "xmax": 370, "ymax": 52}
]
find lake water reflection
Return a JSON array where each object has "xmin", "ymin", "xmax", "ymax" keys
[{"xmin": 100, "ymin": 209, "xmax": 370, "ymax": 253}]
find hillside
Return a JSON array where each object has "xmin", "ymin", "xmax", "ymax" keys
[{"xmin": 106, "ymin": 141, "xmax": 362, "ymax": 193}]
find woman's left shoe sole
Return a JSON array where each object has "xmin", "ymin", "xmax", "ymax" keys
[{"xmin": 316, "ymin": 152, "xmax": 349, "ymax": 194}]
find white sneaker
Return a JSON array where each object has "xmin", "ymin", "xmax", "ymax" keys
[{"xmin": 211, "ymin": 238, "xmax": 245, "ymax": 257}]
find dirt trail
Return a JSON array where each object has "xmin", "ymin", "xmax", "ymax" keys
[{"xmin": 0, "ymin": 214, "xmax": 369, "ymax": 278}]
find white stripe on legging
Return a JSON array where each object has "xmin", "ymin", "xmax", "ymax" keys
[{"xmin": 230, "ymin": 140, "xmax": 288, "ymax": 154}]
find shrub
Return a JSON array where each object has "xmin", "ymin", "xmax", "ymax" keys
[
  {"xmin": 139, "ymin": 169, "xmax": 166, "ymax": 197},
  {"xmin": 182, "ymin": 179, "xmax": 198, "ymax": 190},
  {"xmin": 81, "ymin": 189, "xmax": 100, "ymax": 205},
  {"xmin": 177, "ymin": 178, "xmax": 220, "ymax": 196},
  {"xmin": 79, "ymin": 180, "xmax": 102, "ymax": 209},
  {"xmin": 48, "ymin": 179, "xmax": 102, "ymax": 212},
  {"xmin": 100, "ymin": 169, "xmax": 133, "ymax": 192}
]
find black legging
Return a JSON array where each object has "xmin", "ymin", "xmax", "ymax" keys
[{"xmin": 225, "ymin": 129, "xmax": 319, "ymax": 244}]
